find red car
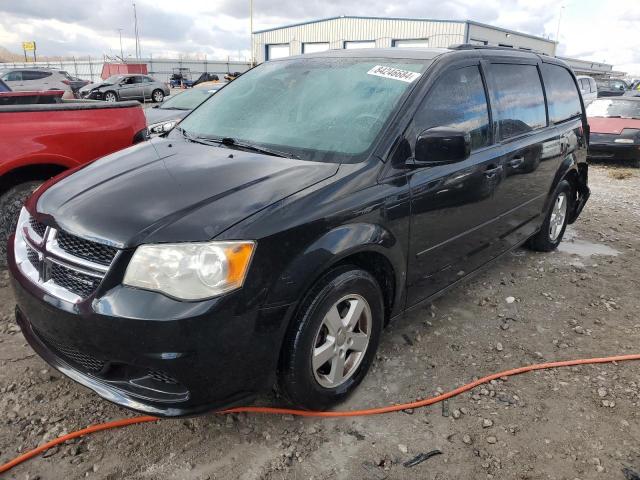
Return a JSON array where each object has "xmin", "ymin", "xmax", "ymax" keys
[
  {"xmin": 0, "ymin": 97, "xmax": 147, "ymax": 265},
  {"xmin": 587, "ymin": 97, "xmax": 640, "ymax": 165}
]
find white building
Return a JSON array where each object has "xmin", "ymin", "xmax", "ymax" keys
[{"xmin": 252, "ymin": 16, "xmax": 558, "ymax": 63}]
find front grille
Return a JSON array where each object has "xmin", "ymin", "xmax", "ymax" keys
[
  {"xmin": 29, "ymin": 218, "xmax": 47, "ymax": 238},
  {"xmin": 148, "ymin": 370, "xmax": 179, "ymax": 385},
  {"xmin": 50, "ymin": 262, "xmax": 101, "ymax": 298},
  {"xmin": 56, "ymin": 231, "xmax": 117, "ymax": 267},
  {"xmin": 36, "ymin": 328, "xmax": 106, "ymax": 373},
  {"xmin": 26, "ymin": 244, "xmax": 40, "ymax": 270}
]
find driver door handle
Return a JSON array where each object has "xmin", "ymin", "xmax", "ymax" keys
[
  {"xmin": 484, "ymin": 165, "xmax": 503, "ymax": 178},
  {"xmin": 509, "ymin": 156, "xmax": 525, "ymax": 168}
]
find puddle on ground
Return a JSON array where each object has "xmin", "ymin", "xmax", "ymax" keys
[{"xmin": 558, "ymin": 228, "xmax": 620, "ymax": 258}]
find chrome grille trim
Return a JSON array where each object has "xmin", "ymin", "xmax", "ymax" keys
[
  {"xmin": 46, "ymin": 230, "xmax": 110, "ymax": 274},
  {"xmin": 14, "ymin": 209, "xmax": 116, "ymax": 303}
]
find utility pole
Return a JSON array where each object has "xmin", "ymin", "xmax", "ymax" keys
[
  {"xmin": 249, "ymin": 0, "xmax": 254, "ymax": 65},
  {"xmin": 133, "ymin": 2, "xmax": 140, "ymax": 60},
  {"xmin": 117, "ymin": 28, "xmax": 124, "ymax": 61},
  {"xmin": 556, "ymin": 5, "xmax": 565, "ymax": 43}
]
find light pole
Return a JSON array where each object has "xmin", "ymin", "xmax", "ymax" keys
[
  {"xmin": 133, "ymin": 2, "xmax": 140, "ymax": 60},
  {"xmin": 249, "ymin": 0, "xmax": 254, "ymax": 65},
  {"xmin": 117, "ymin": 28, "xmax": 124, "ymax": 61},
  {"xmin": 556, "ymin": 5, "xmax": 565, "ymax": 43}
]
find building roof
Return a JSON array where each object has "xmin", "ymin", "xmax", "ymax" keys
[{"xmin": 253, "ymin": 15, "xmax": 556, "ymax": 45}]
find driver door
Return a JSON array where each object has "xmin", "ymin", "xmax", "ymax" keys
[{"xmin": 406, "ymin": 63, "xmax": 506, "ymax": 306}]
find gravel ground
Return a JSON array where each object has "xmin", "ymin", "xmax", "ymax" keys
[{"xmin": 1, "ymin": 164, "xmax": 639, "ymax": 480}]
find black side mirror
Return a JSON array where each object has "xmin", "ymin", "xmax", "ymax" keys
[{"xmin": 411, "ymin": 127, "xmax": 471, "ymax": 167}]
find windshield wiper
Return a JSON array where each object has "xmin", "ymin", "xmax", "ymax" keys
[
  {"xmin": 218, "ymin": 137, "xmax": 300, "ymax": 159},
  {"xmin": 176, "ymin": 127, "xmax": 221, "ymax": 147},
  {"xmin": 176, "ymin": 130, "xmax": 300, "ymax": 159}
]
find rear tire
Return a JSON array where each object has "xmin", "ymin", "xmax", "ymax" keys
[
  {"xmin": 152, "ymin": 89, "xmax": 164, "ymax": 103},
  {"xmin": 526, "ymin": 180, "xmax": 572, "ymax": 252},
  {"xmin": 0, "ymin": 182, "xmax": 42, "ymax": 268},
  {"xmin": 279, "ymin": 266, "xmax": 384, "ymax": 410}
]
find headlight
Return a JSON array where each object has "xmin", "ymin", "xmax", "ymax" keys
[
  {"xmin": 148, "ymin": 120, "xmax": 178, "ymax": 135},
  {"xmin": 123, "ymin": 241, "xmax": 255, "ymax": 300}
]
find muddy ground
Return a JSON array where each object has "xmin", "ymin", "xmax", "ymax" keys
[{"xmin": 1, "ymin": 164, "xmax": 639, "ymax": 480}]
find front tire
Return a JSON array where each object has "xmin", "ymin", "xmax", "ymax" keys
[
  {"xmin": 104, "ymin": 91, "xmax": 117, "ymax": 102},
  {"xmin": 152, "ymin": 89, "xmax": 164, "ymax": 103},
  {"xmin": 279, "ymin": 266, "xmax": 384, "ymax": 410},
  {"xmin": 527, "ymin": 180, "xmax": 572, "ymax": 252},
  {"xmin": 0, "ymin": 182, "xmax": 43, "ymax": 268}
]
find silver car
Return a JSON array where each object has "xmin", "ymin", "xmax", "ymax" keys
[
  {"xmin": 0, "ymin": 68, "xmax": 77, "ymax": 99},
  {"xmin": 79, "ymin": 74, "xmax": 170, "ymax": 103}
]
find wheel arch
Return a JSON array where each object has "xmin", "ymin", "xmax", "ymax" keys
[
  {"xmin": 0, "ymin": 162, "xmax": 70, "ymax": 197},
  {"xmin": 542, "ymin": 156, "xmax": 589, "ymax": 224},
  {"xmin": 267, "ymin": 222, "xmax": 406, "ymax": 326}
]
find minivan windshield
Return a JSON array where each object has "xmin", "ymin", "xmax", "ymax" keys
[
  {"xmin": 178, "ymin": 58, "xmax": 429, "ymax": 162},
  {"xmin": 587, "ymin": 99, "xmax": 640, "ymax": 119}
]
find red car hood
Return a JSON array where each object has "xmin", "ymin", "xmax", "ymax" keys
[{"xmin": 589, "ymin": 116, "xmax": 640, "ymax": 134}]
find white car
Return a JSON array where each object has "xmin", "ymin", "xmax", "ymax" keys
[
  {"xmin": 0, "ymin": 68, "xmax": 77, "ymax": 99},
  {"xmin": 577, "ymin": 75, "xmax": 598, "ymax": 106}
]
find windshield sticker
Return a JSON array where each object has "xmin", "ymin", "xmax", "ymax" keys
[{"xmin": 367, "ymin": 65, "xmax": 421, "ymax": 83}]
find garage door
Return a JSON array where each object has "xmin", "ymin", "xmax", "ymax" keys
[
  {"xmin": 394, "ymin": 39, "xmax": 429, "ymax": 48},
  {"xmin": 303, "ymin": 42, "xmax": 330, "ymax": 54},
  {"xmin": 266, "ymin": 44, "xmax": 290, "ymax": 60},
  {"xmin": 344, "ymin": 41, "xmax": 376, "ymax": 49}
]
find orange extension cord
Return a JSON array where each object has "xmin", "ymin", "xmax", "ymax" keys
[{"xmin": 1, "ymin": 353, "xmax": 639, "ymax": 475}]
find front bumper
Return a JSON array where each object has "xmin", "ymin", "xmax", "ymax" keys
[
  {"xmin": 9, "ymin": 236, "xmax": 292, "ymax": 417},
  {"xmin": 588, "ymin": 142, "xmax": 640, "ymax": 161},
  {"xmin": 80, "ymin": 90, "xmax": 102, "ymax": 100}
]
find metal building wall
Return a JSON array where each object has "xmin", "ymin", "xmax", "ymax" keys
[
  {"xmin": 466, "ymin": 23, "xmax": 556, "ymax": 55},
  {"xmin": 253, "ymin": 17, "xmax": 466, "ymax": 63}
]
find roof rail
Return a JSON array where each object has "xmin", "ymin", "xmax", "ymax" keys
[{"xmin": 449, "ymin": 43, "xmax": 548, "ymax": 56}]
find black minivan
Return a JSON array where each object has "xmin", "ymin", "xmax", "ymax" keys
[{"xmin": 9, "ymin": 46, "xmax": 589, "ymax": 416}]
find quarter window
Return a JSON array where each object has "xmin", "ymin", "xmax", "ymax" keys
[
  {"xmin": 541, "ymin": 64, "xmax": 582, "ymax": 124},
  {"xmin": 412, "ymin": 65, "xmax": 490, "ymax": 151},
  {"xmin": 4, "ymin": 71, "xmax": 23, "ymax": 81},
  {"xmin": 488, "ymin": 63, "xmax": 547, "ymax": 140}
]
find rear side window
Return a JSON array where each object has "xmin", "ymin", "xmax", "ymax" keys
[
  {"xmin": 579, "ymin": 79, "xmax": 589, "ymax": 92},
  {"xmin": 488, "ymin": 63, "xmax": 546, "ymax": 140},
  {"xmin": 542, "ymin": 64, "xmax": 582, "ymax": 124},
  {"xmin": 412, "ymin": 65, "xmax": 490, "ymax": 151},
  {"xmin": 22, "ymin": 71, "xmax": 52, "ymax": 80}
]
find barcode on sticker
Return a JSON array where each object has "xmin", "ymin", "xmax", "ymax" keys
[{"xmin": 367, "ymin": 65, "xmax": 421, "ymax": 83}]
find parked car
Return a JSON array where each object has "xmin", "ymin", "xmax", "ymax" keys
[
  {"xmin": 596, "ymin": 78, "xmax": 629, "ymax": 97},
  {"xmin": 587, "ymin": 97, "xmax": 640, "ymax": 165},
  {"xmin": 0, "ymin": 100, "xmax": 147, "ymax": 266},
  {"xmin": 0, "ymin": 68, "xmax": 77, "ymax": 99},
  {"xmin": 79, "ymin": 74, "xmax": 170, "ymax": 103},
  {"xmin": 576, "ymin": 75, "xmax": 597, "ymax": 106},
  {"xmin": 0, "ymin": 78, "xmax": 10, "ymax": 92},
  {"xmin": 9, "ymin": 46, "xmax": 589, "ymax": 417},
  {"xmin": 171, "ymin": 68, "xmax": 189, "ymax": 86},
  {"xmin": 145, "ymin": 83, "xmax": 225, "ymax": 135},
  {"xmin": 623, "ymin": 80, "xmax": 640, "ymax": 98}
]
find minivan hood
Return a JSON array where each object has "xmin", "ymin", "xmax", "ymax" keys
[
  {"xmin": 34, "ymin": 138, "xmax": 339, "ymax": 247},
  {"xmin": 144, "ymin": 107, "xmax": 190, "ymax": 126}
]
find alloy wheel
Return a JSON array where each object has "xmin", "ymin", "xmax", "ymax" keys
[
  {"xmin": 549, "ymin": 192, "xmax": 568, "ymax": 241},
  {"xmin": 312, "ymin": 294, "xmax": 372, "ymax": 388}
]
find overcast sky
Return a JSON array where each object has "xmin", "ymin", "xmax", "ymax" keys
[{"xmin": 0, "ymin": 0, "xmax": 638, "ymax": 75}]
